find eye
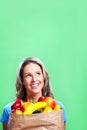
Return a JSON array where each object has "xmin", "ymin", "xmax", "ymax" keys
[
  {"xmin": 36, "ymin": 72, "xmax": 41, "ymax": 75},
  {"xmin": 25, "ymin": 73, "xmax": 31, "ymax": 78}
]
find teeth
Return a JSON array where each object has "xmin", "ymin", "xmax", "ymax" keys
[{"xmin": 31, "ymin": 83, "xmax": 39, "ymax": 87}]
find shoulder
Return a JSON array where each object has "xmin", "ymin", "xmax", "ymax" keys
[
  {"xmin": 56, "ymin": 100, "xmax": 65, "ymax": 109},
  {"xmin": 5, "ymin": 102, "xmax": 13, "ymax": 107},
  {"xmin": 3, "ymin": 102, "xmax": 13, "ymax": 112}
]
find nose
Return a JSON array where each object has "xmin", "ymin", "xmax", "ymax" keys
[{"xmin": 32, "ymin": 75, "xmax": 37, "ymax": 81}]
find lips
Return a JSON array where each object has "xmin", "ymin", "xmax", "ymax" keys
[{"xmin": 30, "ymin": 83, "xmax": 39, "ymax": 88}]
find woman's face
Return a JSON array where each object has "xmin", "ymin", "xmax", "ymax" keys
[{"xmin": 22, "ymin": 63, "xmax": 44, "ymax": 98}]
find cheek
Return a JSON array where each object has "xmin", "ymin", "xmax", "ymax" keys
[
  {"xmin": 41, "ymin": 77, "xmax": 44, "ymax": 86},
  {"xmin": 23, "ymin": 79, "xmax": 29, "ymax": 87}
]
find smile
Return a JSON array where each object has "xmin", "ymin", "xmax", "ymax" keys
[{"xmin": 31, "ymin": 83, "xmax": 39, "ymax": 88}]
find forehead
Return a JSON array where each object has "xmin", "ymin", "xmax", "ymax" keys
[{"xmin": 23, "ymin": 62, "xmax": 42, "ymax": 72}]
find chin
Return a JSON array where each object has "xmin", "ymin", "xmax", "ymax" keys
[{"xmin": 32, "ymin": 89, "xmax": 41, "ymax": 94}]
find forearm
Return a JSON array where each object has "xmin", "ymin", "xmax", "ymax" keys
[
  {"xmin": 2, "ymin": 123, "xmax": 8, "ymax": 130},
  {"xmin": 64, "ymin": 122, "xmax": 66, "ymax": 130}
]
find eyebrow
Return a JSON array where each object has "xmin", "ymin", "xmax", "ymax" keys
[{"xmin": 23, "ymin": 70, "xmax": 42, "ymax": 75}]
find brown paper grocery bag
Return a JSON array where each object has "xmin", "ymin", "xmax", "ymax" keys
[{"xmin": 8, "ymin": 110, "xmax": 64, "ymax": 130}]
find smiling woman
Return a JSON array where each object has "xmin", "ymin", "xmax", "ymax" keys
[{"xmin": 0, "ymin": 57, "xmax": 67, "ymax": 130}]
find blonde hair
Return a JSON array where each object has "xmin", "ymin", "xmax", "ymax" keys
[{"xmin": 16, "ymin": 57, "xmax": 54, "ymax": 100}]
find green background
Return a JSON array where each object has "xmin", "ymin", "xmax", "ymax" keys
[{"xmin": 0, "ymin": 0, "xmax": 87, "ymax": 130}]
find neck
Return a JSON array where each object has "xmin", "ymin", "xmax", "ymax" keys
[{"xmin": 26, "ymin": 92, "xmax": 42, "ymax": 103}]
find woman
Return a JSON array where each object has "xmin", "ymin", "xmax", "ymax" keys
[{"xmin": 0, "ymin": 57, "xmax": 67, "ymax": 130}]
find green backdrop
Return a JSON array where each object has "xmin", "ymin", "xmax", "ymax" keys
[{"xmin": 0, "ymin": 0, "xmax": 87, "ymax": 130}]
